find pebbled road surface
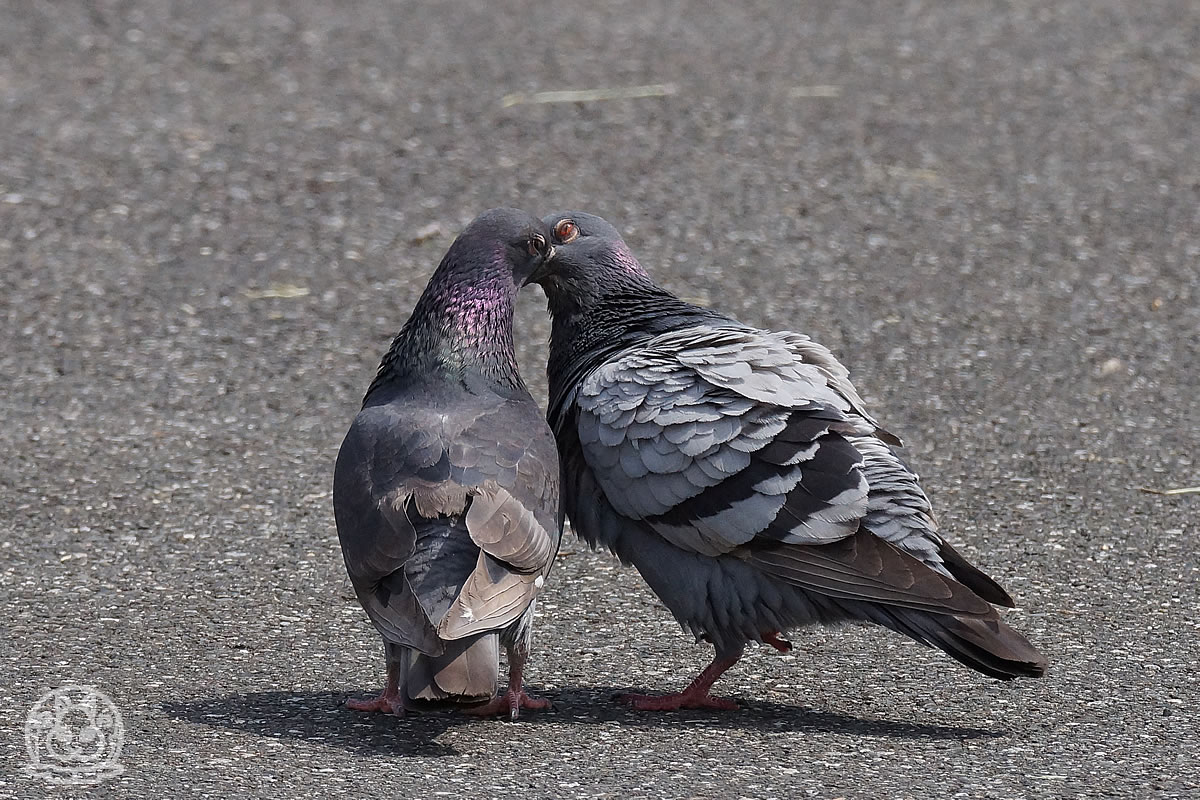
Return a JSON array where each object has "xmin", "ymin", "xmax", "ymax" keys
[{"xmin": 1, "ymin": 1, "xmax": 1197, "ymax": 797}]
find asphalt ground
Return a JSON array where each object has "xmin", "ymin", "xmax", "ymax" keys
[{"xmin": 1, "ymin": 1, "xmax": 1197, "ymax": 797}]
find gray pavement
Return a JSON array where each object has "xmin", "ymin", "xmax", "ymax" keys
[{"xmin": 1, "ymin": 1, "xmax": 1197, "ymax": 797}]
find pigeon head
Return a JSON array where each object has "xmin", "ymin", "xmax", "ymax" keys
[
  {"xmin": 529, "ymin": 212, "xmax": 654, "ymax": 308},
  {"xmin": 366, "ymin": 208, "xmax": 552, "ymax": 397},
  {"xmin": 533, "ymin": 211, "xmax": 714, "ymax": 390},
  {"xmin": 406, "ymin": 207, "xmax": 553, "ymax": 338},
  {"xmin": 444, "ymin": 206, "xmax": 555, "ymax": 289}
]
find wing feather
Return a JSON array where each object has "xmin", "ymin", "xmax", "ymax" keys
[
  {"xmin": 436, "ymin": 482, "xmax": 557, "ymax": 639},
  {"xmin": 568, "ymin": 324, "xmax": 999, "ymax": 616},
  {"xmin": 575, "ymin": 326, "xmax": 875, "ymax": 553}
]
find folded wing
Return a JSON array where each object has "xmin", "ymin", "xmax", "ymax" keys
[{"xmin": 573, "ymin": 324, "xmax": 1000, "ymax": 614}]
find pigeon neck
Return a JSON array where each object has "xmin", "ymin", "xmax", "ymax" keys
[
  {"xmin": 545, "ymin": 286, "xmax": 659, "ymax": 389},
  {"xmin": 545, "ymin": 283, "xmax": 722, "ymax": 407},
  {"xmin": 367, "ymin": 267, "xmax": 525, "ymax": 401}
]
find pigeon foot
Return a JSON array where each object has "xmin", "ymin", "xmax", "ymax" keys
[
  {"xmin": 463, "ymin": 647, "xmax": 550, "ymax": 720},
  {"xmin": 620, "ymin": 689, "xmax": 740, "ymax": 711},
  {"xmin": 346, "ymin": 662, "xmax": 408, "ymax": 715},
  {"xmin": 463, "ymin": 689, "xmax": 552, "ymax": 721},
  {"xmin": 619, "ymin": 652, "xmax": 742, "ymax": 712},
  {"xmin": 345, "ymin": 691, "xmax": 407, "ymax": 715},
  {"xmin": 762, "ymin": 631, "xmax": 792, "ymax": 652}
]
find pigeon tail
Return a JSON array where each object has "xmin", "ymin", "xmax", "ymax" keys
[
  {"xmin": 936, "ymin": 540, "xmax": 1016, "ymax": 608},
  {"xmin": 404, "ymin": 633, "xmax": 500, "ymax": 702},
  {"xmin": 879, "ymin": 607, "xmax": 1048, "ymax": 680}
]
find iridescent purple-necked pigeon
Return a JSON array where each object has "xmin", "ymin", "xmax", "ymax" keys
[
  {"xmin": 530, "ymin": 211, "xmax": 1046, "ymax": 711},
  {"xmin": 334, "ymin": 208, "xmax": 562, "ymax": 720}
]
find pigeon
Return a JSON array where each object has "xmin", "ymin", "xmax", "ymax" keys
[
  {"xmin": 333, "ymin": 208, "xmax": 562, "ymax": 720},
  {"xmin": 530, "ymin": 211, "xmax": 1047, "ymax": 711}
]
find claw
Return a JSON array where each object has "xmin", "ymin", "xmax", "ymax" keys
[{"xmin": 345, "ymin": 693, "xmax": 407, "ymax": 716}]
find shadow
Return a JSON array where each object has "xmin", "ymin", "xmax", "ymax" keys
[
  {"xmin": 547, "ymin": 685, "xmax": 1003, "ymax": 740},
  {"xmin": 162, "ymin": 685, "xmax": 1002, "ymax": 757},
  {"xmin": 162, "ymin": 691, "xmax": 463, "ymax": 757}
]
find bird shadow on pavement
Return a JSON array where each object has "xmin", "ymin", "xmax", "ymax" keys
[
  {"xmin": 162, "ymin": 685, "xmax": 1001, "ymax": 758},
  {"xmin": 548, "ymin": 685, "xmax": 1004, "ymax": 740}
]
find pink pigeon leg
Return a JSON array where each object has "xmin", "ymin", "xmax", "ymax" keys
[
  {"xmin": 620, "ymin": 653, "xmax": 742, "ymax": 712},
  {"xmin": 346, "ymin": 661, "xmax": 408, "ymax": 715},
  {"xmin": 464, "ymin": 647, "xmax": 552, "ymax": 721}
]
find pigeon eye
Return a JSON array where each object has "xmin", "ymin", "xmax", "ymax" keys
[
  {"xmin": 554, "ymin": 219, "xmax": 579, "ymax": 243},
  {"xmin": 528, "ymin": 233, "xmax": 547, "ymax": 257}
]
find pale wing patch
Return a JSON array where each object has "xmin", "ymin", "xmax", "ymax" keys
[
  {"xmin": 463, "ymin": 482, "xmax": 555, "ymax": 572},
  {"xmin": 409, "ymin": 483, "xmax": 471, "ymax": 519},
  {"xmin": 849, "ymin": 434, "xmax": 945, "ymax": 569},
  {"xmin": 437, "ymin": 482, "xmax": 556, "ymax": 640},
  {"xmin": 776, "ymin": 330, "xmax": 901, "ymax": 444},
  {"xmin": 437, "ymin": 552, "xmax": 540, "ymax": 639}
]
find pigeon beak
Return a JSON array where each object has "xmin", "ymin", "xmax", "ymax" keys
[{"xmin": 524, "ymin": 246, "xmax": 555, "ymax": 286}]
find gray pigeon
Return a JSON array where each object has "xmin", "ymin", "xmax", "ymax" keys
[
  {"xmin": 531, "ymin": 211, "xmax": 1047, "ymax": 711},
  {"xmin": 333, "ymin": 208, "xmax": 562, "ymax": 719}
]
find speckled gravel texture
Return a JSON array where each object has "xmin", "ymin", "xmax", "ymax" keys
[{"xmin": 1, "ymin": 1, "xmax": 1197, "ymax": 798}]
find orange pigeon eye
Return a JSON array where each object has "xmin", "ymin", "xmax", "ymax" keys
[{"xmin": 554, "ymin": 219, "xmax": 579, "ymax": 243}]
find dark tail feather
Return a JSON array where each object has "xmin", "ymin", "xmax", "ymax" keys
[
  {"xmin": 937, "ymin": 541, "xmax": 1016, "ymax": 608},
  {"xmin": 882, "ymin": 607, "xmax": 1048, "ymax": 679},
  {"xmin": 404, "ymin": 633, "xmax": 500, "ymax": 702}
]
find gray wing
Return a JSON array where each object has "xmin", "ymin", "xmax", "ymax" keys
[
  {"xmin": 575, "ymin": 326, "xmax": 879, "ymax": 555},
  {"xmin": 334, "ymin": 415, "xmax": 443, "ymax": 653},
  {"xmin": 573, "ymin": 325, "xmax": 994, "ymax": 611},
  {"xmin": 334, "ymin": 398, "xmax": 560, "ymax": 654}
]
